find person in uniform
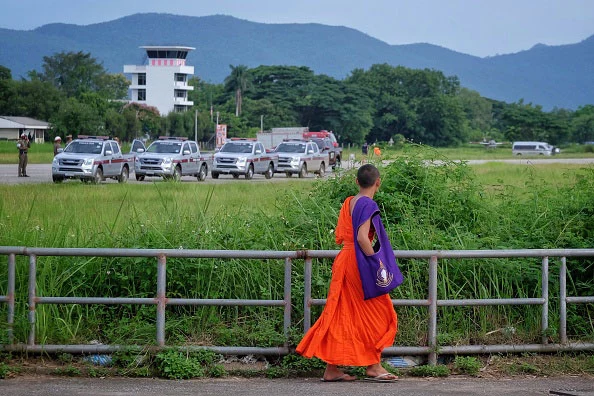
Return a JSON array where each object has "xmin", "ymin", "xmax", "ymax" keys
[
  {"xmin": 17, "ymin": 133, "xmax": 31, "ymax": 177},
  {"xmin": 53, "ymin": 136, "xmax": 62, "ymax": 156}
]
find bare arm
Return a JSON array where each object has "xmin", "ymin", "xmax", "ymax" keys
[{"xmin": 356, "ymin": 218, "xmax": 375, "ymax": 256}]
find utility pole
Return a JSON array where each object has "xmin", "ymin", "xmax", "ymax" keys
[
  {"xmin": 194, "ymin": 109, "xmax": 198, "ymax": 143},
  {"xmin": 260, "ymin": 115, "xmax": 263, "ymax": 132}
]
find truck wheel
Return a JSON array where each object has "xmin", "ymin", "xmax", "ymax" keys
[
  {"xmin": 197, "ymin": 164, "xmax": 207, "ymax": 181},
  {"xmin": 173, "ymin": 166, "xmax": 182, "ymax": 182},
  {"xmin": 118, "ymin": 166, "xmax": 129, "ymax": 183},
  {"xmin": 211, "ymin": 172, "xmax": 219, "ymax": 179},
  {"xmin": 245, "ymin": 164, "xmax": 254, "ymax": 180},
  {"xmin": 92, "ymin": 167, "xmax": 103, "ymax": 184},
  {"xmin": 298, "ymin": 164, "xmax": 307, "ymax": 178},
  {"xmin": 136, "ymin": 174, "xmax": 145, "ymax": 181},
  {"xmin": 317, "ymin": 162, "xmax": 325, "ymax": 178},
  {"xmin": 232, "ymin": 173, "xmax": 240, "ymax": 179},
  {"xmin": 285, "ymin": 172, "xmax": 292, "ymax": 178},
  {"xmin": 264, "ymin": 163, "xmax": 274, "ymax": 179},
  {"xmin": 52, "ymin": 175, "xmax": 64, "ymax": 183}
]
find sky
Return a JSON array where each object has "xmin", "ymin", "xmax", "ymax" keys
[{"xmin": 1, "ymin": 0, "xmax": 593, "ymax": 57}]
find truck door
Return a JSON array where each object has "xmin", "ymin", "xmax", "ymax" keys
[
  {"xmin": 110, "ymin": 141, "xmax": 124, "ymax": 176},
  {"xmin": 180, "ymin": 142, "xmax": 194, "ymax": 174},
  {"xmin": 102, "ymin": 142, "xmax": 115, "ymax": 176},
  {"xmin": 189, "ymin": 141, "xmax": 200, "ymax": 174},
  {"xmin": 255, "ymin": 142, "xmax": 265, "ymax": 172}
]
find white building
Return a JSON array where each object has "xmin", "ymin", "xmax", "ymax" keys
[{"xmin": 124, "ymin": 46, "xmax": 195, "ymax": 115}]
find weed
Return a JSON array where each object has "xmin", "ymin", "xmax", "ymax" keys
[
  {"xmin": 265, "ymin": 366, "xmax": 289, "ymax": 378},
  {"xmin": 409, "ymin": 365, "xmax": 450, "ymax": 377},
  {"xmin": 52, "ymin": 365, "xmax": 82, "ymax": 376},
  {"xmin": 57, "ymin": 353, "xmax": 73, "ymax": 364},
  {"xmin": 453, "ymin": 356, "xmax": 481, "ymax": 376},
  {"xmin": 155, "ymin": 350, "xmax": 205, "ymax": 380},
  {"xmin": 0, "ymin": 363, "xmax": 9, "ymax": 379}
]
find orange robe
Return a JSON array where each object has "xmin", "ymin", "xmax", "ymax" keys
[{"xmin": 296, "ymin": 196, "xmax": 397, "ymax": 366}]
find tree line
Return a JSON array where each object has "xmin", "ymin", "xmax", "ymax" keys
[{"xmin": 1, "ymin": 51, "xmax": 593, "ymax": 146}]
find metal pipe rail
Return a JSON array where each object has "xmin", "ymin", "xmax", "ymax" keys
[{"xmin": 1, "ymin": 247, "xmax": 593, "ymax": 363}]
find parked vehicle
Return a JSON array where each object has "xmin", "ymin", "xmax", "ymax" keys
[
  {"xmin": 134, "ymin": 137, "xmax": 212, "ymax": 181},
  {"xmin": 274, "ymin": 139, "xmax": 329, "ymax": 177},
  {"xmin": 512, "ymin": 141, "xmax": 559, "ymax": 156},
  {"xmin": 212, "ymin": 138, "xmax": 278, "ymax": 179},
  {"xmin": 310, "ymin": 137, "xmax": 342, "ymax": 169},
  {"xmin": 52, "ymin": 136, "xmax": 144, "ymax": 183}
]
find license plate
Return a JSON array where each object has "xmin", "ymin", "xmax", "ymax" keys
[
  {"xmin": 65, "ymin": 173, "xmax": 74, "ymax": 177},
  {"xmin": 146, "ymin": 172, "xmax": 154, "ymax": 176}
]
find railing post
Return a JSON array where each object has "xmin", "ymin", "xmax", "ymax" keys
[
  {"xmin": 541, "ymin": 256, "xmax": 549, "ymax": 344},
  {"xmin": 156, "ymin": 254, "xmax": 167, "ymax": 347},
  {"xmin": 283, "ymin": 258, "xmax": 292, "ymax": 346},
  {"xmin": 428, "ymin": 256, "xmax": 438, "ymax": 365},
  {"xmin": 559, "ymin": 257, "xmax": 567, "ymax": 344},
  {"xmin": 27, "ymin": 254, "xmax": 37, "ymax": 346},
  {"xmin": 303, "ymin": 257, "xmax": 312, "ymax": 332},
  {"xmin": 7, "ymin": 254, "xmax": 15, "ymax": 344}
]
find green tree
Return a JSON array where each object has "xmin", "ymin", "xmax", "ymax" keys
[
  {"xmin": 224, "ymin": 65, "xmax": 251, "ymax": 117},
  {"xmin": 34, "ymin": 51, "xmax": 106, "ymax": 97},
  {"xmin": 50, "ymin": 97, "xmax": 103, "ymax": 136},
  {"xmin": 571, "ymin": 105, "xmax": 594, "ymax": 143}
]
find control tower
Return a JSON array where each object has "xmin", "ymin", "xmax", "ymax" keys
[{"xmin": 124, "ymin": 46, "xmax": 195, "ymax": 115}]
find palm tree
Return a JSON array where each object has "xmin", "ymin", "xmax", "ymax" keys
[{"xmin": 224, "ymin": 65, "xmax": 250, "ymax": 117}]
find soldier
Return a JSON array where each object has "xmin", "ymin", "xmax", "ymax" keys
[{"xmin": 17, "ymin": 133, "xmax": 31, "ymax": 177}]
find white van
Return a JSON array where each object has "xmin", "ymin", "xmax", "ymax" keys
[{"xmin": 512, "ymin": 141, "xmax": 558, "ymax": 156}]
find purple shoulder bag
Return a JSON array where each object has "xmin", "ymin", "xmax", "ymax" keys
[{"xmin": 352, "ymin": 196, "xmax": 404, "ymax": 300}]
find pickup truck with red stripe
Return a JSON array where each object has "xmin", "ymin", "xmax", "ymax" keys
[
  {"xmin": 211, "ymin": 138, "xmax": 278, "ymax": 180},
  {"xmin": 134, "ymin": 136, "xmax": 213, "ymax": 181},
  {"xmin": 52, "ymin": 136, "xmax": 145, "ymax": 183}
]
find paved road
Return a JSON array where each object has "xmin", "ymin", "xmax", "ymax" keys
[
  {"xmin": 1, "ymin": 376, "xmax": 594, "ymax": 395},
  {"xmin": 0, "ymin": 164, "xmax": 327, "ymax": 185},
  {"xmin": 1, "ymin": 158, "xmax": 593, "ymax": 185}
]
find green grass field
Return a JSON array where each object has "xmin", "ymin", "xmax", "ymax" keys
[{"xmin": 0, "ymin": 150, "xmax": 592, "ymax": 348}]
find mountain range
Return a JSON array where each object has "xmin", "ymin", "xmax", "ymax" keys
[{"xmin": 0, "ymin": 13, "xmax": 592, "ymax": 110}]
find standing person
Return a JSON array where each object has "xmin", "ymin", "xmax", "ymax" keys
[
  {"xmin": 296, "ymin": 164, "xmax": 399, "ymax": 382},
  {"xmin": 17, "ymin": 133, "xmax": 31, "ymax": 177},
  {"xmin": 362, "ymin": 142, "xmax": 368, "ymax": 155},
  {"xmin": 65, "ymin": 135, "xmax": 73, "ymax": 145},
  {"xmin": 53, "ymin": 136, "xmax": 62, "ymax": 156}
]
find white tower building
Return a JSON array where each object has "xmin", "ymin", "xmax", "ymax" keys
[{"xmin": 124, "ymin": 46, "xmax": 195, "ymax": 115}]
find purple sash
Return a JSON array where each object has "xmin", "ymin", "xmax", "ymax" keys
[{"xmin": 352, "ymin": 196, "xmax": 403, "ymax": 300}]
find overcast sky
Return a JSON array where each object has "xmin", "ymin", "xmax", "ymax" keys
[{"xmin": 1, "ymin": 0, "xmax": 593, "ymax": 57}]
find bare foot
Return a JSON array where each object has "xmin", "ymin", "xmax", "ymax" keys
[
  {"xmin": 323, "ymin": 364, "xmax": 357, "ymax": 382},
  {"xmin": 365, "ymin": 363, "xmax": 399, "ymax": 380}
]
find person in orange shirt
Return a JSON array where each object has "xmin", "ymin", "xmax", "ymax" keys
[
  {"xmin": 373, "ymin": 146, "xmax": 381, "ymax": 156},
  {"xmin": 296, "ymin": 164, "xmax": 398, "ymax": 382}
]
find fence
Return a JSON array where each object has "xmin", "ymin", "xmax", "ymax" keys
[{"xmin": 1, "ymin": 246, "xmax": 593, "ymax": 364}]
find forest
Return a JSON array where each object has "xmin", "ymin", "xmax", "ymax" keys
[{"xmin": 1, "ymin": 51, "xmax": 593, "ymax": 146}]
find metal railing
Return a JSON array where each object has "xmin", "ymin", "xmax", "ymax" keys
[{"xmin": 1, "ymin": 247, "xmax": 593, "ymax": 363}]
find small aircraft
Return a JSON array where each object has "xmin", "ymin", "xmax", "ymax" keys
[{"xmin": 480, "ymin": 139, "xmax": 503, "ymax": 149}]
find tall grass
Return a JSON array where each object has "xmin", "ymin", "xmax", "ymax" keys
[{"xmin": 0, "ymin": 145, "xmax": 593, "ymax": 347}]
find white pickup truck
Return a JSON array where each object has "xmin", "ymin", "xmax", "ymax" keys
[
  {"xmin": 134, "ymin": 137, "xmax": 213, "ymax": 181},
  {"xmin": 274, "ymin": 139, "xmax": 329, "ymax": 177},
  {"xmin": 52, "ymin": 136, "xmax": 145, "ymax": 183},
  {"xmin": 211, "ymin": 139, "xmax": 278, "ymax": 179}
]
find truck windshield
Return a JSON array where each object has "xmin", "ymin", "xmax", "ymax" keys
[
  {"xmin": 64, "ymin": 141, "xmax": 103, "ymax": 154},
  {"xmin": 146, "ymin": 142, "xmax": 182, "ymax": 154},
  {"xmin": 275, "ymin": 143, "xmax": 306, "ymax": 153},
  {"xmin": 220, "ymin": 143, "xmax": 253, "ymax": 153}
]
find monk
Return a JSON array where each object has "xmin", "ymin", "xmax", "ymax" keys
[{"xmin": 296, "ymin": 164, "xmax": 398, "ymax": 382}]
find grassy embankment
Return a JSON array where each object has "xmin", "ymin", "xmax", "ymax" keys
[{"xmin": 0, "ymin": 144, "xmax": 593, "ymax": 351}]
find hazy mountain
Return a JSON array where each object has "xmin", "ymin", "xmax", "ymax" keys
[{"xmin": 0, "ymin": 13, "xmax": 592, "ymax": 110}]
